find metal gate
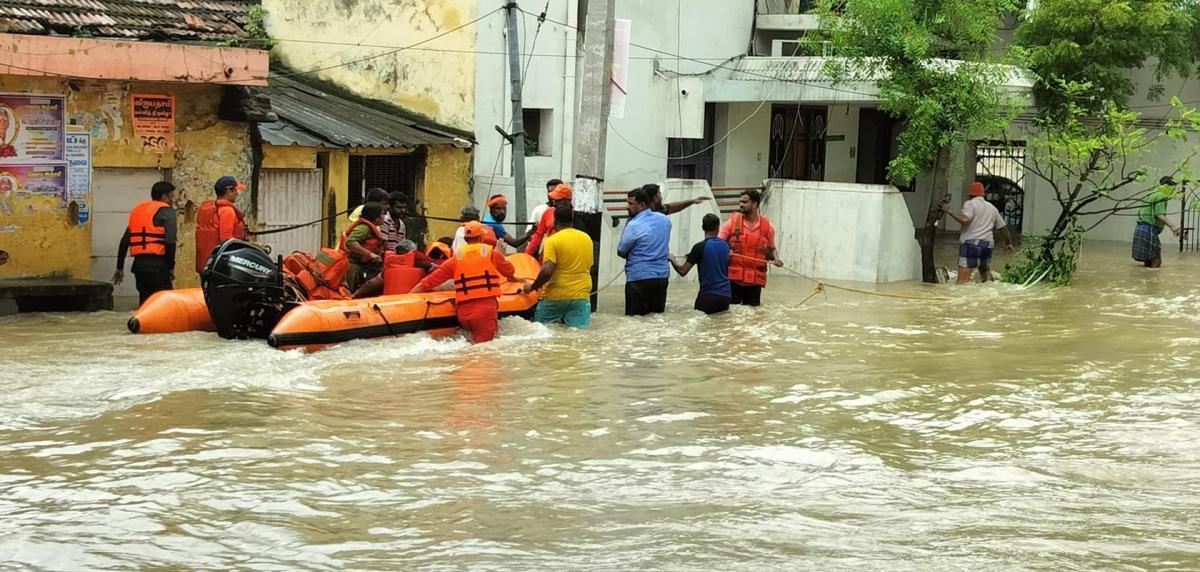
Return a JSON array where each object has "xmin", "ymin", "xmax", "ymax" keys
[
  {"xmin": 1178, "ymin": 189, "xmax": 1200, "ymax": 252},
  {"xmin": 257, "ymin": 169, "xmax": 323, "ymax": 256},
  {"xmin": 975, "ymin": 142, "xmax": 1026, "ymax": 237}
]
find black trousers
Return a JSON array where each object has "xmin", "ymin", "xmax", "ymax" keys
[
  {"xmin": 624, "ymin": 278, "xmax": 669, "ymax": 316},
  {"xmin": 694, "ymin": 293, "xmax": 730, "ymax": 315},
  {"xmin": 134, "ymin": 269, "xmax": 173, "ymax": 305},
  {"xmin": 730, "ymin": 282, "xmax": 763, "ymax": 307}
]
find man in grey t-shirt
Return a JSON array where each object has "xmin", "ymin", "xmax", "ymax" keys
[{"xmin": 940, "ymin": 181, "xmax": 1014, "ymax": 284}]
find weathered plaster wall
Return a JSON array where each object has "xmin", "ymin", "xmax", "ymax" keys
[
  {"xmin": 0, "ymin": 76, "xmax": 252, "ymax": 284},
  {"xmin": 263, "ymin": 0, "xmax": 476, "ymax": 132},
  {"xmin": 420, "ymin": 146, "xmax": 471, "ymax": 241}
]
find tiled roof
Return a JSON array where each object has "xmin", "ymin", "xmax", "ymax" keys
[{"xmin": 0, "ymin": 0, "xmax": 257, "ymax": 43}]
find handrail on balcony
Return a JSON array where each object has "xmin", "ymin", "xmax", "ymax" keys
[{"xmin": 756, "ymin": 0, "xmax": 816, "ymax": 15}]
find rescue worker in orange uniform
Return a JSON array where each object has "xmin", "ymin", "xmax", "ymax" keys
[
  {"xmin": 411, "ymin": 221, "xmax": 518, "ymax": 344},
  {"xmin": 113, "ymin": 181, "xmax": 177, "ymax": 304},
  {"xmin": 524, "ymin": 183, "xmax": 573, "ymax": 256},
  {"xmin": 718, "ymin": 189, "xmax": 783, "ymax": 306},
  {"xmin": 337, "ymin": 201, "xmax": 387, "ymax": 291},
  {"xmin": 195, "ymin": 175, "xmax": 248, "ymax": 273}
]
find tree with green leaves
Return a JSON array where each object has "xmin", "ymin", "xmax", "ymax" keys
[
  {"xmin": 1016, "ymin": 0, "xmax": 1195, "ymax": 118},
  {"xmin": 999, "ymin": 0, "xmax": 1200, "ymax": 286},
  {"xmin": 814, "ymin": 0, "xmax": 1023, "ymax": 283}
]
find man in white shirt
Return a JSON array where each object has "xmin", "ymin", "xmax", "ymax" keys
[{"xmin": 941, "ymin": 181, "xmax": 1014, "ymax": 284}]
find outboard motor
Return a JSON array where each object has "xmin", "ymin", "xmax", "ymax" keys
[{"xmin": 201, "ymin": 239, "xmax": 298, "ymax": 340}]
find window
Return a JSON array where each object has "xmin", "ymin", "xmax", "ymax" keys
[
  {"xmin": 347, "ymin": 154, "xmax": 422, "ymax": 211},
  {"xmin": 522, "ymin": 108, "xmax": 554, "ymax": 157}
]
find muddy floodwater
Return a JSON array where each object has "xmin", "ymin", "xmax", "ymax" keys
[{"xmin": 1, "ymin": 241, "xmax": 1198, "ymax": 570}]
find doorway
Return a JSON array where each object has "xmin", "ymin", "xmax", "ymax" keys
[
  {"xmin": 91, "ymin": 168, "xmax": 169, "ymax": 299},
  {"xmin": 768, "ymin": 105, "xmax": 827, "ymax": 181}
]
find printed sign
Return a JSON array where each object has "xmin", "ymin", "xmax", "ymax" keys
[
  {"xmin": 0, "ymin": 94, "xmax": 66, "ymax": 164},
  {"xmin": 609, "ymin": 19, "xmax": 631, "ymax": 119},
  {"xmin": 0, "ymin": 164, "xmax": 69, "ymax": 207},
  {"xmin": 131, "ymin": 93, "xmax": 175, "ymax": 153},
  {"xmin": 66, "ymin": 132, "xmax": 91, "ymax": 223}
]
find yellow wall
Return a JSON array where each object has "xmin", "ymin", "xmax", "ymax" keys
[
  {"xmin": 263, "ymin": 0, "xmax": 476, "ymax": 132},
  {"xmin": 325, "ymin": 150, "xmax": 350, "ymax": 245},
  {"xmin": 261, "ymin": 145, "xmax": 317, "ymax": 169},
  {"xmin": 0, "ymin": 76, "xmax": 251, "ymax": 283},
  {"xmin": 420, "ymin": 145, "xmax": 472, "ymax": 240}
]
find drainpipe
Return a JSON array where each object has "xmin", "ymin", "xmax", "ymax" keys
[{"xmin": 560, "ymin": 0, "xmax": 579, "ymax": 188}]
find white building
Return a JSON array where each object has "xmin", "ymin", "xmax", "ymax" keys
[{"xmin": 472, "ymin": 0, "xmax": 1198, "ymax": 282}]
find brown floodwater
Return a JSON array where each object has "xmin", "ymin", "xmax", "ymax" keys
[{"xmin": 1, "ymin": 241, "xmax": 1198, "ymax": 570}]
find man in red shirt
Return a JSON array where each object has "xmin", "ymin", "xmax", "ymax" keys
[{"xmin": 524, "ymin": 183, "xmax": 573, "ymax": 256}]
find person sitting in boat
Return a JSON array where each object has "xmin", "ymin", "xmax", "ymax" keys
[
  {"xmin": 351, "ymin": 240, "xmax": 438, "ymax": 299},
  {"xmin": 411, "ymin": 221, "xmax": 519, "ymax": 344},
  {"xmin": 425, "ymin": 236, "xmax": 454, "ymax": 261},
  {"xmin": 338, "ymin": 201, "xmax": 386, "ymax": 291}
]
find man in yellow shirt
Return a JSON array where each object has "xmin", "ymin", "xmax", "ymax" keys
[{"xmin": 523, "ymin": 205, "xmax": 594, "ymax": 328}]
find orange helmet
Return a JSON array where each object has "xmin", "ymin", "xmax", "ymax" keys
[{"xmin": 462, "ymin": 220, "xmax": 486, "ymax": 238}]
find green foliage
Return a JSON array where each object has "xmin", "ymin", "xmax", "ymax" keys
[
  {"xmin": 222, "ymin": 5, "xmax": 276, "ymax": 49},
  {"xmin": 1016, "ymin": 0, "xmax": 1196, "ymax": 118},
  {"xmin": 815, "ymin": 0, "xmax": 1021, "ymax": 184},
  {"xmin": 1001, "ymin": 226, "xmax": 1083, "ymax": 287}
]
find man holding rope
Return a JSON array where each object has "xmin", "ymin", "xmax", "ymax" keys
[{"xmin": 719, "ymin": 189, "xmax": 782, "ymax": 307}]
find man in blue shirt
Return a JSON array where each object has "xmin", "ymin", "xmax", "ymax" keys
[
  {"xmin": 482, "ymin": 194, "xmax": 530, "ymax": 252},
  {"xmin": 618, "ymin": 187, "xmax": 672, "ymax": 315},
  {"xmin": 669, "ymin": 213, "xmax": 731, "ymax": 315}
]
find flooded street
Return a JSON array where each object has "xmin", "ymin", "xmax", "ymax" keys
[{"xmin": 2, "ymin": 241, "xmax": 1199, "ymax": 570}]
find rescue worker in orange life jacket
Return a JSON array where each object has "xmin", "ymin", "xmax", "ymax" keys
[
  {"xmin": 113, "ymin": 181, "xmax": 178, "ymax": 304},
  {"xmin": 194, "ymin": 175, "xmax": 248, "ymax": 273},
  {"xmin": 412, "ymin": 221, "xmax": 518, "ymax": 344},
  {"xmin": 718, "ymin": 189, "xmax": 784, "ymax": 307}
]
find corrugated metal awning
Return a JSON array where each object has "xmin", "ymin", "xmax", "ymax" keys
[{"xmin": 260, "ymin": 72, "xmax": 475, "ymax": 149}]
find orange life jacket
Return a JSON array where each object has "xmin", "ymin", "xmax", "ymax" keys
[
  {"xmin": 126, "ymin": 199, "xmax": 170, "ymax": 256},
  {"xmin": 382, "ymin": 251, "xmax": 425, "ymax": 295},
  {"xmin": 426, "ymin": 242, "xmax": 453, "ymax": 261},
  {"xmin": 726, "ymin": 212, "xmax": 774, "ymax": 287},
  {"xmin": 453, "ymin": 243, "xmax": 504, "ymax": 302},
  {"xmin": 281, "ymin": 248, "xmax": 351, "ymax": 301},
  {"xmin": 195, "ymin": 199, "xmax": 247, "ymax": 272},
  {"xmin": 337, "ymin": 218, "xmax": 384, "ymax": 263}
]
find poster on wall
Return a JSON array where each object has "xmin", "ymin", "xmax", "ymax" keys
[
  {"xmin": 0, "ymin": 94, "xmax": 66, "ymax": 163},
  {"xmin": 609, "ymin": 19, "xmax": 631, "ymax": 119},
  {"xmin": 66, "ymin": 132, "xmax": 91, "ymax": 224},
  {"xmin": 0, "ymin": 164, "xmax": 68, "ymax": 207},
  {"xmin": 131, "ymin": 93, "xmax": 175, "ymax": 153}
]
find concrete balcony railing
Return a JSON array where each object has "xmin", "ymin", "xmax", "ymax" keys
[{"xmin": 755, "ymin": 0, "xmax": 841, "ymax": 31}]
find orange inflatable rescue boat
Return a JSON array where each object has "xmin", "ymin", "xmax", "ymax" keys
[
  {"xmin": 127, "ymin": 288, "xmax": 215, "ymax": 334},
  {"xmin": 268, "ymin": 254, "xmax": 541, "ymax": 351},
  {"xmin": 127, "ymin": 242, "xmax": 542, "ymax": 350}
]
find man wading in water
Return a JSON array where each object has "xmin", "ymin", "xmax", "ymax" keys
[
  {"xmin": 941, "ymin": 181, "xmax": 1014, "ymax": 284},
  {"xmin": 1132, "ymin": 177, "xmax": 1183, "ymax": 268}
]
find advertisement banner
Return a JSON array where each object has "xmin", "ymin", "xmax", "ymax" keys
[
  {"xmin": 609, "ymin": 19, "xmax": 631, "ymax": 119},
  {"xmin": 66, "ymin": 132, "xmax": 91, "ymax": 223},
  {"xmin": 0, "ymin": 164, "xmax": 69, "ymax": 207},
  {"xmin": 131, "ymin": 93, "xmax": 175, "ymax": 153},
  {"xmin": 0, "ymin": 94, "xmax": 66, "ymax": 164}
]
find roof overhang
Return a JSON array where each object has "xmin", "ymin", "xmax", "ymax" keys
[
  {"xmin": 703, "ymin": 56, "xmax": 1034, "ymax": 105},
  {"xmin": 0, "ymin": 32, "xmax": 268, "ymax": 86},
  {"xmin": 259, "ymin": 71, "xmax": 476, "ymax": 150}
]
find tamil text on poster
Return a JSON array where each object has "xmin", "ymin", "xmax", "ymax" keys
[
  {"xmin": 0, "ymin": 94, "xmax": 66, "ymax": 163},
  {"xmin": 0, "ymin": 164, "xmax": 68, "ymax": 207},
  {"xmin": 131, "ymin": 94, "xmax": 175, "ymax": 153},
  {"xmin": 66, "ymin": 132, "xmax": 91, "ymax": 223}
]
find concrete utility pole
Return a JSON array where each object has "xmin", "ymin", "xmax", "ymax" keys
[
  {"xmin": 504, "ymin": 2, "xmax": 528, "ymax": 219},
  {"xmin": 572, "ymin": 0, "xmax": 616, "ymax": 310}
]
